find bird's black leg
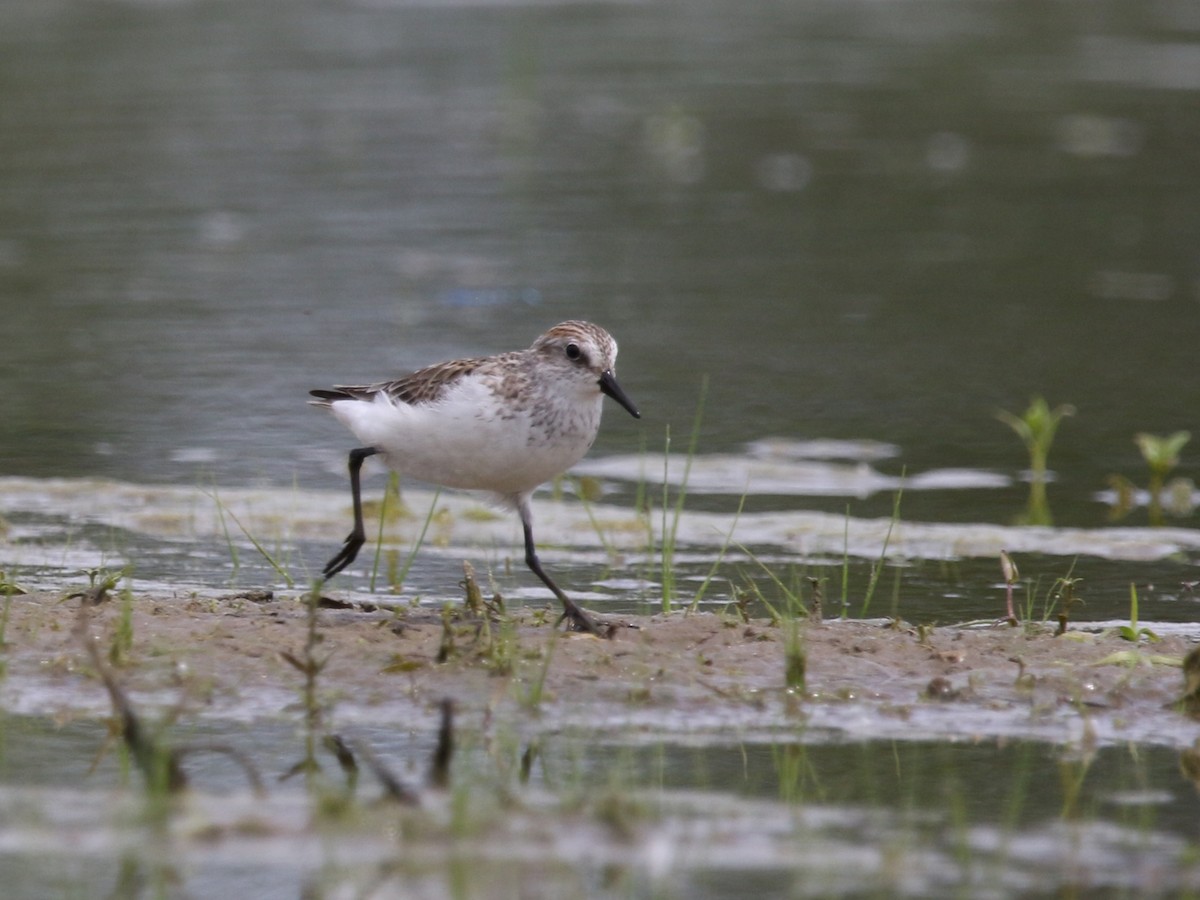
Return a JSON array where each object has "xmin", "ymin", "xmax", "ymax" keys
[
  {"xmin": 518, "ymin": 499, "xmax": 603, "ymax": 636},
  {"xmin": 323, "ymin": 446, "xmax": 380, "ymax": 578}
]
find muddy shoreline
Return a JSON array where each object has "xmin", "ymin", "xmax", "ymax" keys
[{"xmin": 3, "ymin": 588, "xmax": 1196, "ymax": 750}]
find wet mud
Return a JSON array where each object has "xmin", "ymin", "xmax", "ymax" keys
[{"xmin": 3, "ymin": 589, "xmax": 1195, "ymax": 749}]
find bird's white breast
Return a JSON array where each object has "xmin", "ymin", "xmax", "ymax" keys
[{"xmin": 329, "ymin": 375, "xmax": 603, "ymax": 497}]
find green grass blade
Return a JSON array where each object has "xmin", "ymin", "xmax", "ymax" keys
[
  {"xmin": 860, "ymin": 474, "xmax": 904, "ymax": 618},
  {"xmin": 394, "ymin": 489, "xmax": 442, "ymax": 593},
  {"xmin": 369, "ymin": 473, "xmax": 401, "ymax": 593},
  {"xmin": 689, "ymin": 487, "xmax": 747, "ymax": 613},
  {"xmin": 661, "ymin": 375, "xmax": 708, "ymax": 613},
  {"xmin": 207, "ymin": 488, "xmax": 292, "ymax": 588}
]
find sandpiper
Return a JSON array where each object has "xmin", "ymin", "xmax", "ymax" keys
[{"xmin": 310, "ymin": 321, "xmax": 640, "ymax": 635}]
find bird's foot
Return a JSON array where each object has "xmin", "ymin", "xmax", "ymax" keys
[
  {"xmin": 322, "ymin": 530, "xmax": 366, "ymax": 579},
  {"xmin": 559, "ymin": 601, "xmax": 609, "ymax": 638}
]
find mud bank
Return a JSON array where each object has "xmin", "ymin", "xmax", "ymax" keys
[{"xmin": 3, "ymin": 589, "xmax": 1196, "ymax": 749}]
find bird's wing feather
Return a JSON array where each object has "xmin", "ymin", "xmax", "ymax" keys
[{"xmin": 309, "ymin": 356, "xmax": 491, "ymax": 408}]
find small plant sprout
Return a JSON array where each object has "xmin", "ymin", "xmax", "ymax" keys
[
  {"xmin": 67, "ymin": 567, "xmax": 127, "ymax": 607},
  {"xmin": 999, "ymin": 550, "xmax": 1019, "ymax": 626},
  {"xmin": 996, "ymin": 396, "xmax": 1075, "ymax": 525},
  {"xmin": 461, "ymin": 560, "xmax": 485, "ymax": 617},
  {"xmin": 1135, "ymin": 431, "xmax": 1191, "ymax": 526},
  {"xmin": 0, "ymin": 571, "xmax": 27, "ymax": 595},
  {"xmin": 1053, "ymin": 576, "xmax": 1083, "ymax": 636},
  {"xmin": 1116, "ymin": 583, "xmax": 1160, "ymax": 644}
]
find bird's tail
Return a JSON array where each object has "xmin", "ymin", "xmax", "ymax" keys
[{"xmin": 308, "ymin": 387, "xmax": 371, "ymax": 409}]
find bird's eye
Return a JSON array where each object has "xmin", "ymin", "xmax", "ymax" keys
[{"xmin": 565, "ymin": 342, "xmax": 583, "ymax": 362}]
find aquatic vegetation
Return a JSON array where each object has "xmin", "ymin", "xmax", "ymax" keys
[
  {"xmin": 210, "ymin": 483, "xmax": 242, "ymax": 577},
  {"xmin": 435, "ymin": 603, "xmax": 459, "ymax": 664},
  {"xmin": 996, "ymin": 395, "xmax": 1074, "ymax": 525},
  {"xmin": 209, "ymin": 487, "xmax": 295, "ymax": 588},
  {"xmin": 1116, "ymin": 582, "xmax": 1159, "ymax": 644},
  {"xmin": 1137, "ymin": 431, "xmax": 1191, "ymax": 526},
  {"xmin": 859, "ymin": 478, "xmax": 904, "ymax": 618},
  {"xmin": 74, "ymin": 597, "xmax": 264, "ymax": 803},
  {"xmin": 730, "ymin": 547, "xmax": 808, "ymax": 691},
  {"xmin": 1057, "ymin": 753, "xmax": 1094, "ymax": 821},
  {"xmin": 8, "ymin": 440, "xmax": 1200, "ymax": 897},
  {"xmin": 576, "ymin": 476, "xmax": 621, "ymax": 561},
  {"xmin": 0, "ymin": 570, "xmax": 26, "ymax": 595},
  {"xmin": 688, "ymin": 488, "xmax": 746, "ymax": 614},
  {"xmin": 369, "ymin": 472, "xmax": 402, "ymax": 590},
  {"xmin": 1089, "ymin": 586, "xmax": 1177, "ymax": 666},
  {"xmin": 784, "ymin": 619, "xmax": 806, "ymax": 691},
  {"xmin": 839, "ymin": 505, "xmax": 851, "ymax": 617},
  {"xmin": 463, "ymin": 566, "xmax": 521, "ymax": 677},
  {"xmin": 1106, "ymin": 431, "xmax": 1193, "ymax": 525},
  {"xmin": 518, "ymin": 627, "xmax": 558, "ymax": 711},
  {"xmin": 377, "ymin": 484, "xmax": 441, "ymax": 594},
  {"xmin": 64, "ymin": 568, "xmax": 138, "ymax": 667},
  {"xmin": 735, "ymin": 545, "xmax": 806, "ymax": 626},
  {"xmin": 4, "ymin": 579, "xmax": 1199, "ymax": 897},
  {"xmin": 280, "ymin": 580, "xmax": 336, "ymax": 783},
  {"xmin": 68, "ymin": 566, "xmax": 126, "ymax": 605},
  {"xmin": 460, "ymin": 559, "xmax": 485, "ymax": 617},
  {"xmin": 660, "ymin": 376, "xmax": 707, "ymax": 614},
  {"xmin": 999, "ymin": 549, "xmax": 1019, "ymax": 626},
  {"xmin": 1052, "ymin": 575, "xmax": 1083, "ymax": 636},
  {"xmin": 109, "ymin": 583, "xmax": 135, "ymax": 667}
]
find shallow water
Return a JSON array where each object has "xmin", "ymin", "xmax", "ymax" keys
[
  {"xmin": 2, "ymin": 0, "xmax": 1200, "ymax": 895},
  {"xmin": 2, "ymin": 713, "xmax": 1200, "ymax": 899},
  {"xmin": 3, "ymin": 0, "xmax": 1199, "ymax": 607},
  {"xmin": 1, "ymin": 0, "xmax": 1198, "ymax": 513}
]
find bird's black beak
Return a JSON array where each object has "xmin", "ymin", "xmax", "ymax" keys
[{"xmin": 599, "ymin": 369, "xmax": 641, "ymax": 419}]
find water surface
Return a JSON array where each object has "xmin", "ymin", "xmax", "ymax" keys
[
  {"xmin": 1, "ymin": 0, "xmax": 1197, "ymax": 515},
  {"xmin": 2, "ymin": 1, "xmax": 1200, "ymax": 896}
]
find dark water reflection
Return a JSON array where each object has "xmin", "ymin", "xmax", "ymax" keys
[
  {"xmin": 2, "ymin": 0, "xmax": 1200, "ymax": 611},
  {"xmin": 2, "ymin": 712, "xmax": 1198, "ymax": 898}
]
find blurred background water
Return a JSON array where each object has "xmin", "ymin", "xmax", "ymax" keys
[{"xmin": 1, "ymin": 0, "xmax": 1199, "ymax": 560}]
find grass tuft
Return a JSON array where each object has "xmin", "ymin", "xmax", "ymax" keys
[
  {"xmin": 381, "ymin": 488, "xmax": 442, "ymax": 594},
  {"xmin": 859, "ymin": 476, "xmax": 904, "ymax": 618},
  {"xmin": 208, "ymin": 487, "xmax": 294, "ymax": 588},
  {"xmin": 688, "ymin": 487, "xmax": 747, "ymax": 613},
  {"xmin": 660, "ymin": 375, "xmax": 708, "ymax": 614}
]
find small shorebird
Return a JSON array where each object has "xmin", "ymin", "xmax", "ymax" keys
[{"xmin": 310, "ymin": 321, "xmax": 640, "ymax": 635}]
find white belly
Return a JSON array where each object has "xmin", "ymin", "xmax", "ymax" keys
[{"xmin": 329, "ymin": 378, "xmax": 603, "ymax": 497}]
